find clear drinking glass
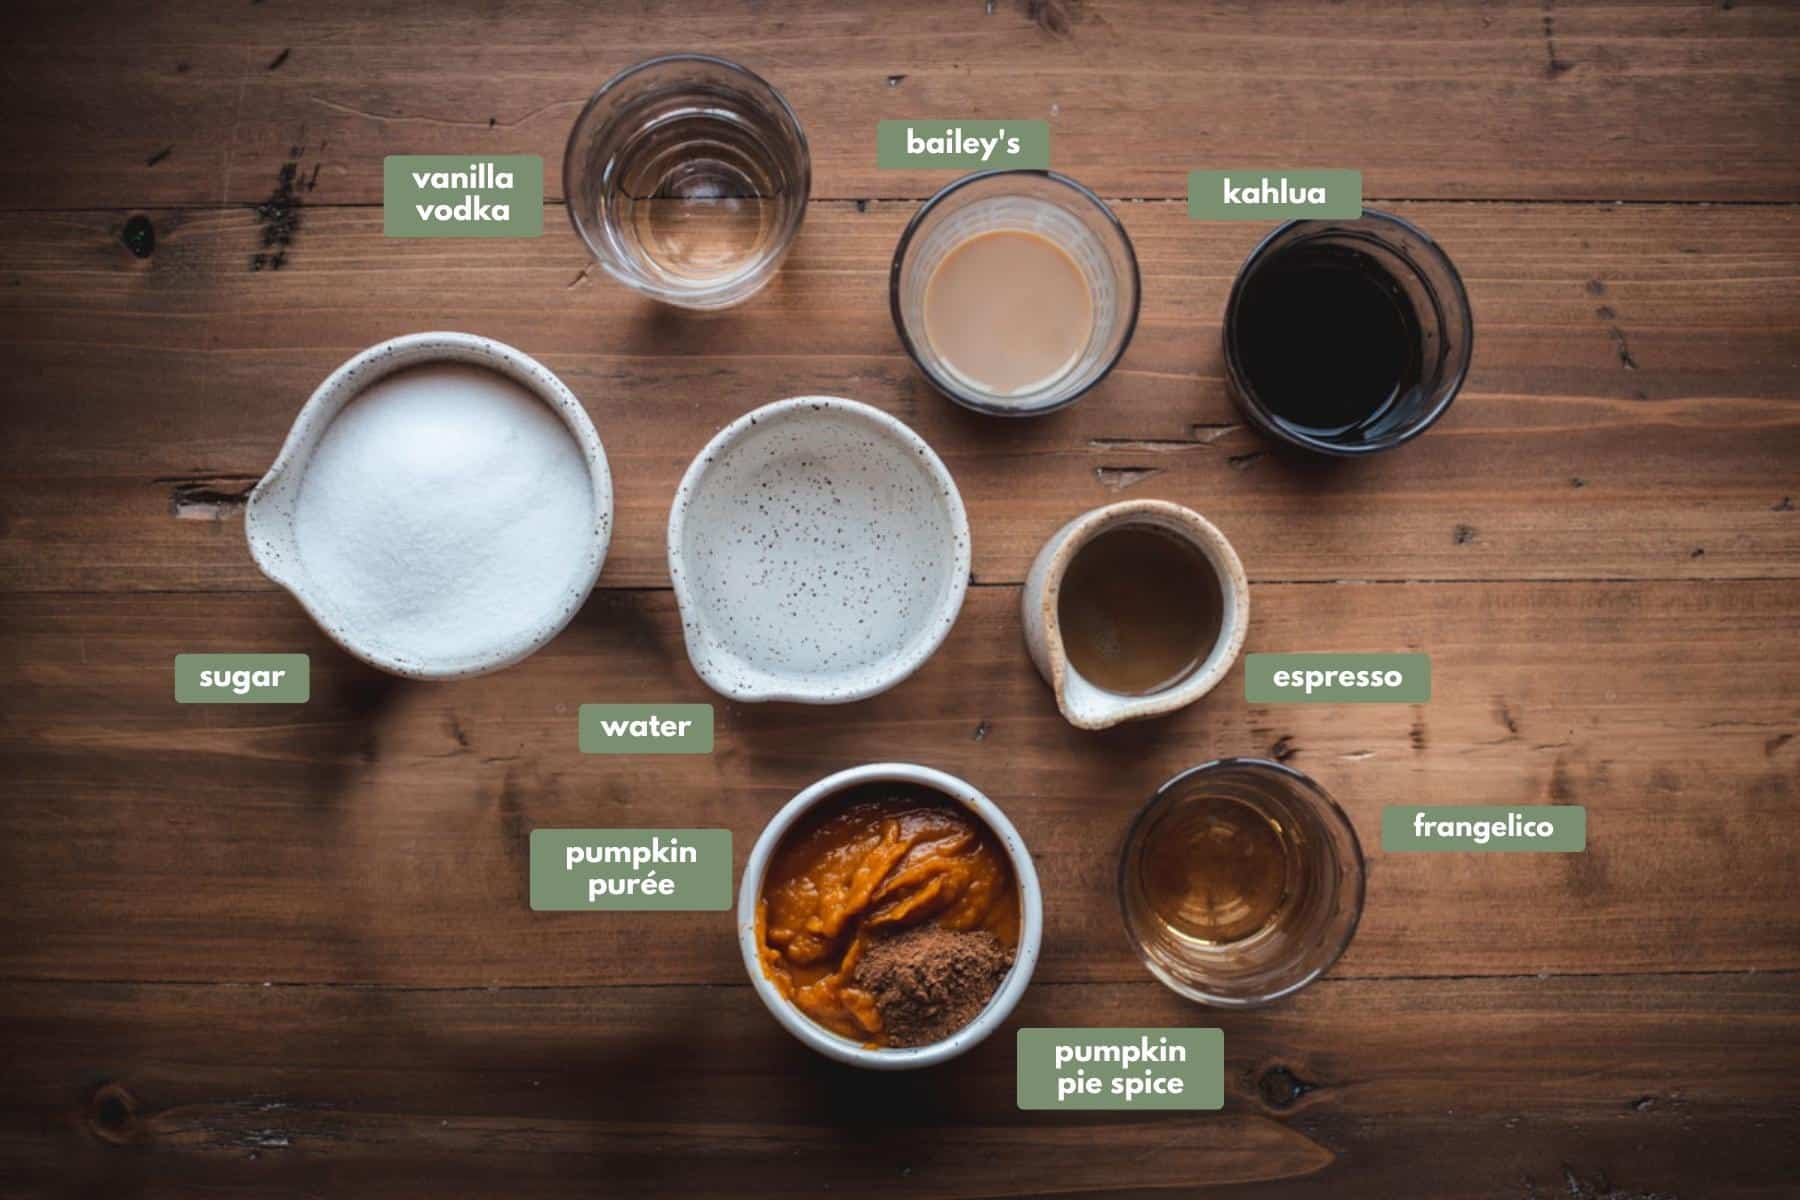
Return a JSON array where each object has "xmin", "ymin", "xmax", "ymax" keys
[
  {"xmin": 563, "ymin": 54, "xmax": 810, "ymax": 310},
  {"xmin": 1119, "ymin": 758, "xmax": 1365, "ymax": 1007},
  {"xmin": 1222, "ymin": 209, "xmax": 1473, "ymax": 454},
  {"xmin": 890, "ymin": 170, "xmax": 1140, "ymax": 417}
]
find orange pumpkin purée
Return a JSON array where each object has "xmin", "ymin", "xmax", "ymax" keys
[{"xmin": 757, "ymin": 785, "xmax": 1019, "ymax": 1045}]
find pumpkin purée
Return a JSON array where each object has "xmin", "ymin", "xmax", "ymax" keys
[{"xmin": 757, "ymin": 786, "xmax": 1020, "ymax": 1045}]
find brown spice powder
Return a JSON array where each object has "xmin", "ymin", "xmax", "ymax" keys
[{"xmin": 849, "ymin": 926, "xmax": 1014, "ymax": 1048}]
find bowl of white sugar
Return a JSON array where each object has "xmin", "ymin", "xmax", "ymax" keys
[{"xmin": 246, "ymin": 332, "xmax": 612, "ymax": 679}]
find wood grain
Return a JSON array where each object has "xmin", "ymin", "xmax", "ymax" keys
[
  {"xmin": 4, "ymin": 2, "xmax": 1799, "ymax": 1196},
  {"xmin": 6, "ymin": 1, "xmax": 1799, "ymax": 208},
  {"xmin": 5, "ymin": 583, "xmax": 1796, "ymax": 988},
  {"xmin": 3, "ymin": 974, "xmax": 1791, "ymax": 1199},
  {"xmin": 2, "ymin": 202, "xmax": 1795, "ymax": 592}
]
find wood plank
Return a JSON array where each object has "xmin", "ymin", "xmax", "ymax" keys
[
  {"xmin": 2, "ymin": 202, "xmax": 1795, "ymax": 592},
  {"xmin": 2, "ymin": 974, "xmax": 1792, "ymax": 1198},
  {"xmin": 6, "ymin": 1, "xmax": 1800, "ymax": 208},
  {"xmin": 4, "ymin": 582, "xmax": 1795, "ymax": 988}
]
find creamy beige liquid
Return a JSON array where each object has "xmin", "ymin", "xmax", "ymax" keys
[{"xmin": 922, "ymin": 229, "xmax": 1094, "ymax": 396}]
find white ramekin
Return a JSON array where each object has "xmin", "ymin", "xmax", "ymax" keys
[
  {"xmin": 737, "ymin": 763, "xmax": 1044, "ymax": 1069},
  {"xmin": 245, "ymin": 332, "xmax": 613, "ymax": 680}
]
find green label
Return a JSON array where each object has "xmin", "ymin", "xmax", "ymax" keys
[
  {"xmin": 529, "ymin": 829, "xmax": 732, "ymax": 910},
  {"xmin": 1382, "ymin": 806, "xmax": 1587, "ymax": 852},
  {"xmin": 578, "ymin": 704, "xmax": 713, "ymax": 755},
  {"xmin": 383, "ymin": 155, "xmax": 543, "ymax": 237},
  {"xmin": 1245, "ymin": 653, "xmax": 1429, "ymax": 703},
  {"xmin": 877, "ymin": 120, "xmax": 1051, "ymax": 170},
  {"xmin": 1017, "ymin": 1028, "xmax": 1223, "ymax": 1110},
  {"xmin": 1188, "ymin": 169, "xmax": 1362, "ymax": 220},
  {"xmin": 174, "ymin": 654, "xmax": 309, "ymax": 703}
]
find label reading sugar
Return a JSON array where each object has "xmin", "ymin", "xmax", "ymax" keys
[
  {"xmin": 578, "ymin": 704, "xmax": 713, "ymax": 754},
  {"xmin": 174, "ymin": 654, "xmax": 310, "ymax": 703},
  {"xmin": 529, "ymin": 829, "xmax": 732, "ymax": 910},
  {"xmin": 1245, "ymin": 653, "xmax": 1430, "ymax": 704},
  {"xmin": 1382, "ymin": 806, "xmax": 1587, "ymax": 852},
  {"xmin": 1188, "ymin": 169, "xmax": 1362, "ymax": 220},
  {"xmin": 877, "ymin": 120, "xmax": 1051, "ymax": 170},
  {"xmin": 383, "ymin": 155, "xmax": 543, "ymax": 237},
  {"xmin": 1017, "ymin": 1028, "xmax": 1223, "ymax": 1110}
]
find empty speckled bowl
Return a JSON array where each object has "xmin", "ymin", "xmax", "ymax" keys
[{"xmin": 668, "ymin": 397, "xmax": 970, "ymax": 703}]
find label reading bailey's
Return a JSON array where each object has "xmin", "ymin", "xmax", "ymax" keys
[
  {"xmin": 1245, "ymin": 653, "xmax": 1429, "ymax": 704},
  {"xmin": 578, "ymin": 704, "xmax": 713, "ymax": 755},
  {"xmin": 877, "ymin": 120, "xmax": 1051, "ymax": 170},
  {"xmin": 1017, "ymin": 1028, "xmax": 1223, "ymax": 1111},
  {"xmin": 174, "ymin": 654, "xmax": 309, "ymax": 703},
  {"xmin": 383, "ymin": 155, "xmax": 543, "ymax": 237},
  {"xmin": 1383, "ymin": 806, "xmax": 1587, "ymax": 853},
  {"xmin": 530, "ymin": 829, "xmax": 732, "ymax": 910},
  {"xmin": 1188, "ymin": 169, "xmax": 1361, "ymax": 220}
]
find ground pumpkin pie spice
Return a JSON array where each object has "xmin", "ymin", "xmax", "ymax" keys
[
  {"xmin": 849, "ymin": 926, "xmax": 1013, "ymax": 1048},
  {"xmin": 756, "ymin": 785, "xmax": 1020, "ymax": 1047}
]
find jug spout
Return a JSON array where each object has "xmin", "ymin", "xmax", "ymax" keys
[{"xmin": 1053, "ymin": 668, "xmax": 1137, "ymax": 731}]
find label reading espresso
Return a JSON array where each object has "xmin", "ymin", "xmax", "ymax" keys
[
  {"xmin": 1245, "ymin": 653, "xmax": 1430, "ymax": 703},
  {"xmin": 877, "ymin": 120, "xmax": 1051, "ymax": 170},
  {"xmin": 383, "ymin": 155, "xmax": 543, "ymax": 237},
  {"xmin": 1188, "ymin": 169, "xmax": 1362, "ymax": 220}
]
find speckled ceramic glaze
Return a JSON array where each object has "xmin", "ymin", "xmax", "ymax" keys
[
  {"xmin": 668, "ymin": 397, "xmax": 970, "ymax": 703},
  {"xmin": 738, "ymin": 763, "xmax": 1043, "ymax": 1069},
  {"xmin": 245, "ymin": 332, "xmax": 613, "ymax": 680},
  {"xmin": 1023, "ymin": 499, "xmax": 1250, "ymax": 730}
]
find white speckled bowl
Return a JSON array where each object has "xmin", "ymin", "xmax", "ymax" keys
[
  {"xmin": 245, "ymin": 332, "xmax": 613, "ymax": 680},
  {"xmin": 738, "ymin": 763, "xmax": 1044, "ymax": 1069},
  {"xmin": 667, "ymin": 397, "xmax": 970, "ymax": 703}
]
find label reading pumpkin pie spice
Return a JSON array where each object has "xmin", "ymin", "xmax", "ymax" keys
[{"xmin": 1017, "ymin": 1028, "xmax": 1224, "ymax": 1110}]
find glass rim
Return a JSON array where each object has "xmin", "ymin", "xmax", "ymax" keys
[
  {"xmin": 1221, "ymin": 206, "xmax": 1475, "ymax": 456},
  {"xmin": 888, "ymin": 169, "xmax": 1142, "ymax": 418},
  {"xmin": 1116, "ymin": 755, "xmax": 1367, "ymax": 1008},
  {"xmin": 560, "ymin": 52, "xmax": 811, "ymax": 305}
]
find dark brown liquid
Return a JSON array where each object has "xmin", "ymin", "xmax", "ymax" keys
[
  {"xmin": 1232, "ymin": 243, "xmax": 1421, "ymax": 440},
  {"xmin": 1057, "ymin": 525, "xmax": 1223, "ymax": 695},
  {"xmin": 1140, "ymin": 793, "xmax": 1291, "ymax": 945}
]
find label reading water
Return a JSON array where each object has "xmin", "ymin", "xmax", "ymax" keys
[
  {"xmin": 1017, "ymin": 1028, "xmax": 1223, "ymax": 1110},
  {"xmin": 529, "ymin": 829, "xmax": 732, "ymax": 910},
  {"xmin": 174, "ymin": 654, "xmax": 309, "ymax": 703},
  {"xmin": 1383, "ymin": 806, "xmax": 1587, "ymax": 852},
  {"xmin": 877, "ymin": 120, "xmax": 1051, "ymax": 169},
  {"xmin": 1188, "ymin": 169, "xmax": 1362, "ymax": 220},
  {"xmin": 578, "ymin": 704, "xmax": 714, "ymax": 754},
  {"xmin": 1245, "ymin": 653, "xmax": 1430, "ymax": 703},
  {"xmin": 383, "ymin": 155, "xmax": 543, "ymax": 237}
]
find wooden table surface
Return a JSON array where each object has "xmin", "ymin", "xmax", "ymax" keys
[{"xmin": 4, "ymin": 2, "xmax": 1798, "ymax": 1196}]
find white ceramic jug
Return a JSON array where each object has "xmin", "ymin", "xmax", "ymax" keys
[{"xmin": 1022, "ymin": 499, "xmax": 1250, "ymax": 730}]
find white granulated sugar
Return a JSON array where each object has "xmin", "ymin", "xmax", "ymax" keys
[{"xmin": 292, "ymin": 363, "xmax": 595, "ymax": 668}]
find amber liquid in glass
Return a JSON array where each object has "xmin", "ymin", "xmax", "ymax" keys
[{"xmin": 1138, "ymin": 792, "xmax": 1293, "ymax": 945}]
